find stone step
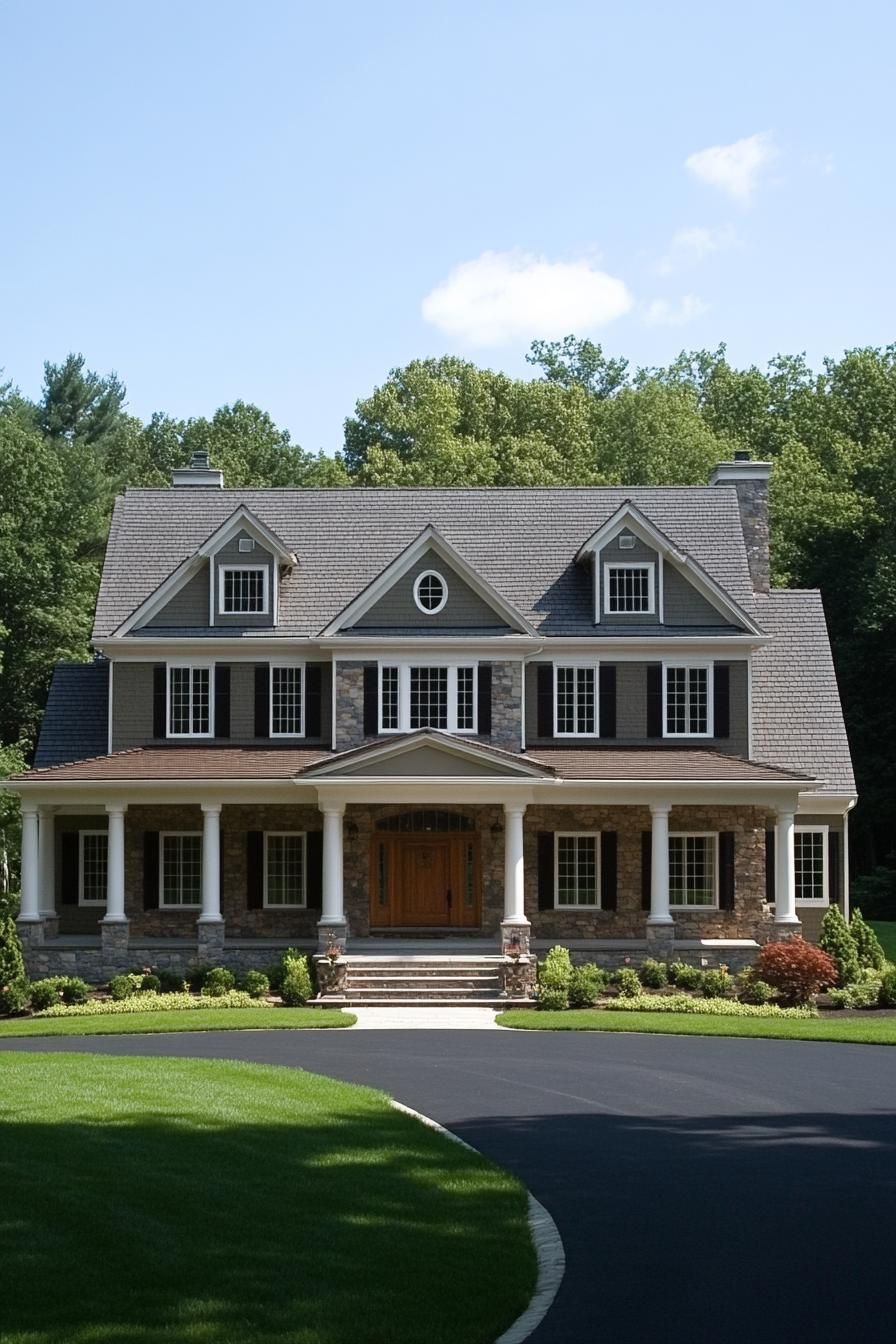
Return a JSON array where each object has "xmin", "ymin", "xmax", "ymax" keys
[
  {"xmin": 346, "ymin": 975, "xmax": 500, "ymax": 988},
  {"xmin": 341, "ymin": 957, "xmax": 505, "ymax": 967},
  {"xmin": 313, "ymin": 996, "xmax": 504, "ymax": 1008}
]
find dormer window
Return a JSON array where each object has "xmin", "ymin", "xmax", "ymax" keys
[
  {"xmin": 413, "ymin": 570, "xmax": 448, "ymax": 615},
  {"xmin": 603, "ymin": 562, "xmax": 655, "ymax": 614},
  {"xmin": 219, "ymin": 565, "xmax": 269, "ymax": 615}
]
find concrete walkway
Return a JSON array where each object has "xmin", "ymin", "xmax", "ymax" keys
[{"xmin": 350, "ymin": 1006, "xmax": 502, "ymax": 1029}]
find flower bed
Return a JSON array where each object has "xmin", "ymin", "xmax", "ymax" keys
[
  {"xmin": 594, "ymin": 993, "xmax": 815, "ymax": 1019},
  {"xmin": 36, "ymin": 990, "xmax": 269, "ymax": 1017}
]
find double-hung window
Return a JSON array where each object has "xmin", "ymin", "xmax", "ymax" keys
[
  {"xmin": 555, "ymin": 834, "xmax": 601, "ymax": 907},
  {"xmin": 794, "ymin": 827, "xmax": 828, "ymax": 904},
  {"xmin": 669, "ymin": 834, "xmax": 717, "ymax": 908},
  {"xmin": 264, "ymin": 833, "xmax": 306, "ymax": 907},
  {"xmin": 603, "ymin": 563, "xmax": 655, "ymax": 614},
  {"xmin": 664, "ymin": 663, "xmax": 711, "ymax": 737},
  {"xmin": 555, "ymin": 665, "xmax": 598, "ymax": 736},
  {"xmin": 379, "ymin": 664, "xmax": 477, "ymax": 733},
  {"xmin": 79, "ymin": 831, "xmax": 108, "ymax": 905},
  {"xmin": 219, "ymin": 565, "xmax": 269, "ymax": 615},
  {"xmin": 168, "ymin": 664, "xmax": 213, "ymax": 737},
  {"xmin": 270, "ymin": 664, "xmax": 304, "ymax": 736},
  {"xmin": 160, "ymin": 833, "xmax": 202, "ymax": 907}
]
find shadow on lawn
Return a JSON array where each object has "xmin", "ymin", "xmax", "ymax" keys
[{"xmin": 0, "ymin": 1106, "xmax": 532, "ymax": 1344}]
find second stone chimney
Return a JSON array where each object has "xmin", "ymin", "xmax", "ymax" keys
[
  {"xmin": 171, "ymin": 449, "xmax": 224, "ymax": 488},
  {"xmin": 709, "ymin": 451, "xmax": 770, "ymax": 595}
]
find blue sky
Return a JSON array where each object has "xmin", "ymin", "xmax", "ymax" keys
[{"xmin": 2, "ymin": 0, "xmax": 894, "ymax": 454}]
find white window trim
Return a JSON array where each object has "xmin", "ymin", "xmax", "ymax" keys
[
  {"xmin": 263, "ymin": 831, "xmax": 307, "ymax": 908},
  {"xmin": 269, "ymin": 660, "xmax": 305, "ymax": 738},
  {"xmin": 412, "ymin": 569, "xmax": 448, "ymax": 615},
  {"xmin": 602, "ymin": 561, "xmax": 656, "ymax": 616},
  {"xmin": 218, "ymin": 564, "xmax": 270, "ymax": 616},
  {"xmin": 554, "ymin": 832, "xmax": 602, "ymax": 909},
  {"xmin": 159, "ymin": 831, "xmax": 203, "ymax": 909},
  {"xmin": 78, "ymin": 830, "xmax": 108, "ymax": 906},
  {"xmin": 668, "ymin": 832, "xmax": 719, "ymax": 910},
  {"xmin": 167, "ymin": 661, "xmax": 215, "ymax": 739},
  {"xmin": 378, "ymin": 660, "xmax": 478, "ymax": 735},
  {"xmin": 662, "ymin": 660, "xmax": 714, "ymax": 739},
  {"xmin": 794, "ymin": 824, "xmax": 829, "ymax": 906},
  {"xmin": 553, "ymin": 662, "xmax": 601, "ymax": 738}
]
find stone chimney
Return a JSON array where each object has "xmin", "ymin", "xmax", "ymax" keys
[
  {"xmin": 709, "ymin": 450, "xmax": 770, "ymax": 594},
  {"xmin": 171, "ymin": 449, "xmax": 224, "ymax": 488}
]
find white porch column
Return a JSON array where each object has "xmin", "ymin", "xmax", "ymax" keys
[
  {"xmin": 320, "ymin": 805, "xmax": 345, "ymax": 925},
  {"xmin": 38, "ymin": 807, "xmax": 56, "ymax": 918},
  {"xmin": 503, "ymin": 805, "xmax": 527, "ymax": 923},
  {"xmin": 775, "ymin": 809, "xmax": 799, "ymax": 926},
  {"xmin": 19, "ymin": 806, "xmax": 41, "ymax": 923},
  {"xmin": 648, "ymin": 803, "xmax": 674, "ymax": 927},
  {"xmin": 104, "ymin": 806, "xmax": 127, "ymax": 922},
  {"xmin": 199, "ymin": 804, "xmax": 222, "ymax": 923}
]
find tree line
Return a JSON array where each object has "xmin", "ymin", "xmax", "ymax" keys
[{"xmin": 2, "ymin": 340, "xmax": 895, "ymax": 881}]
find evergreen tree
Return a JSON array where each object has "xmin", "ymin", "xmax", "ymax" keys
[
  {"xmin": 849, "ymin": 908, "xmax": 887, "ymax": 971},
  {"xmin": 819, "ymin": 906, "xmax": 861, "ymax": 986}
]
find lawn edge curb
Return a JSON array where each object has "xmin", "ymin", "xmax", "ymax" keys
[{"xmin": 391, "ymin": 1100, "xmax": 565, "ymax": 1344}]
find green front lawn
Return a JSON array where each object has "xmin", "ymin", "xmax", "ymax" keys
[
  {"xmin": 0, "ymin": 1054, "xmax": 535, "ymax": 1344},
  {"xmin": 497, "ymin": 1008, "xmax": 896, "ymax": 1044},
  {"xmin": 870, "ymin": 921, "xmax": 896, "ymax": 963},
  {"xmin": 0, "ymin": 1007, "xmax": 354, "ymax": 1037}
]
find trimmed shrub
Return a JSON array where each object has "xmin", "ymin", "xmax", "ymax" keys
[
  {"xmin": 754, "ymin": 937, "xmax": 838, "ymax": 1006},
  {"xmin": 186, "ymin": 963, "xmax": 213, "ymax": 993},
  {"xmin": 615, "ymin": 967, "xmax": 642, "ymax": 999},
  {"xmin": 601, "ymin": 993, "xmax": 815, "ymax": 1019},
  {"xmin": 568, "ymin": 964, "xmax": 606, "ymax": 1008},
  {"xmin": 29, "ymin": 979, "xmax": 63, "ymax": 1012},
  {"xmin": 827, "ymin": 988, "xmax": 851, "ymax": 1010},
  {"xmin": 202, "ymin": 967, "xmax": 236, "ymax": 998},
  {"xmin": 738, "ymin": 977, "xmax": 775, "ymax": 1005},
  {"xmin": 267, "ymin": 947, "xmax": 307, "ymax": 994},
  {"xmin": 140, "ymin": 974, "xmax": 161, "ymax": 994},
  {"xmin": 2, "ymin": 978, "xmax": 30, "ymax": 1015},
  {"xmin": 241, "ymin": 969, "xmax": 270, "ymax": 1000},
  {"xmin": 846, "ymin": 978, "xmax": 881, "ymax": 1009},
  {"xmin": 539, "ymin": 946, "xmax": 573, "ymax": 989},
  {"xmin": 878, "ymin": 969, "xmax": 896, "ymax": 1008},
  {"xmin": 280, "ymin": 954, "xmax": 314, "ymax": 1007},
  {"xmin": 108, "ymin": 974, "xmax": 138, "ymax": 1001},
  {"xmin": 819, "ymin": 906, "xmax": 860, "ymax": 986},
  {"xmin": 849, "ymin": 909, "xmax": 887, "ymax": 972},
  {"xmin": 668, "ymin": 962, "xmax": 704, "ymax": 991},
  {"xmin": 638, "ymin": 958, "xmax": 668, "ymax": 989},
  {"xmin": 157, "ymin": 970, "xmax": 187, "ymax": 994},
  {"xmin": 537, "ymin": 985, "xmax": 569, "ymax": 1012},
  {"xmin": 0, "ymin": 897, "xmax": 27, "ymax": 1016},
  {"xmin": 701, "ymin": 968, "xmax": 732, "ymax": 999}
]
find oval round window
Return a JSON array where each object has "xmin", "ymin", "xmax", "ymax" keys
[{"xmin": 413, "ymin": 570, "xmax": 448, "ymax": 615}]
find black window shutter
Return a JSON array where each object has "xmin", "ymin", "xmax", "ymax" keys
[
  {"xmin": 306, "ymin": 831, "xmax": 323, "ymax": 910},
  {"xmin": 537, "ymin": 831, "xmax": 555, "ymax": 910},
  {"xmin": 641, "ymin": 832, "xmax": 652, "ymax": 910},
  {"xmin": 305, "ymin": 665, "xmax": 323, "ymax": 739},
  {"xmin": 477, "ymin": 664, "xmax": 492, "ymax": 736},
  {"xmin": 714, "ymin": 665, "xmax": 730, "ymax": 739},
  {"xmin": 60, "ymin": 832, "xmax": 79, "ymax": 905},
  {"xmin": 143, "ymin": 831, "xmax": 160, "ymax": 910},
  {"xmin": 536, "ymin": 664, "xmax": 554, "ymax": 738},
  {"xmin": 599, "ymin": 665, "xmax": 617, "ymax": 739},
  {"xmin": 254, "ymin": 664, "xmax": 270, "ymax": 738},
  {"xmin": 600, "ymin": 831, "xmax": 618, "ymax": 910},
  {"xmin": 646, "ymin": 665, "xmax": 663, "ymax": 738},
  {"xmin": 363, "ymin": 665, "xmax": 379, "ymax": 736},
  {"xmin": 828, "ymin": 831, "xmax": 842, "ymax": 906},
  {"xmin": 153, "ymin": 664, "xmax": 167, "ymax": 738},
  {"xmin": 214, "ymin": 665, "xmax": 231, "ymax": 738},
  {"xmin": 765, "ymin": 830, "xmax": 776, "ymax": 903},
  {"xmin": 247, "ymin": 831, "xmax": 264, "ymax": 909},
  {"xmin": 719, "ymin": 831, "xmax": 735, "ymax": 910}
]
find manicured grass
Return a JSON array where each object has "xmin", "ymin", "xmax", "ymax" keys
[
  {"xmin": 869, "ymin": 920, "xmax": 896, "ymax": 963},
  {"xmin": 0, "ymin": 1007, "xmax": 354, "ymax": 1037},
  {"xmin": 0, "ymin": 1054, "xmax": 535, "ymax": 1344},
  {"xmin": 497, "ymin": 1008, "xmax": 896, "ymax": 1044}
]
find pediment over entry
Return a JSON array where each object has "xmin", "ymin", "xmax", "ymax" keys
[{"xmin": 300, "ymin": 730, "xmax": 553, "ymax": 779}]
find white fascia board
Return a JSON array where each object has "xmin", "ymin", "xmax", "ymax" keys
[
  {"xmin": 112, "ymin": 555, "xmax": 207, "ymax": 636},
  {"xmin": 302, "ymin": 730, "xmax": 549, "ymax": 779},
  {"xmin": 319, "ymin": 524, "xmax": 537, "ymax": 637},
  {"xmin": 196, "ymin": 506, "xmax": 297, "ymax": 567},
  {"xmin": 796, "ymin": 792, "xmax": 858, "ymax": 815},
  {"xmin": 576, "ymin": 502, "xmax": 686, "ymax": 565},
  {"xmin": 317, "ymin": 636, "xmax": 538, "ymax": 654},
  {"xmin": 11, "ymin": 779, "xmax": 322, "ymax": 807},
  {"xmin": 95, "ymin": 637, "xmax": 329, "ymax": 660}
]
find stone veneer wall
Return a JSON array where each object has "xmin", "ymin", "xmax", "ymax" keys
[
  {"xmin": 333, "ymin": 661, "xmax": 374, "ymax": 752},
  {"xmin": 488, "ymin": 661, "xmax": 522, "ymax": 752}
]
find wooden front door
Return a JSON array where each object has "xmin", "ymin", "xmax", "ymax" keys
[{"xmin": 369, "ymin": 831, "xmax": 481, "ymax": 928}]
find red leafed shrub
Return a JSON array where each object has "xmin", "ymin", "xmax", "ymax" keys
[{"xmin": 754, "ymin": 937, "xmax": 838, "ymax": 1005}]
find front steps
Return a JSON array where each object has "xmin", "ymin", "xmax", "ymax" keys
[{"xmin": 314, "ymin": 955, "xmax": 508, "ymax": 1008}]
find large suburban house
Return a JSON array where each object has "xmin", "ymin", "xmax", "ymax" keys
[{"xmin": 12, "ymin": 451, "xmax": 855, "ymax": 997}]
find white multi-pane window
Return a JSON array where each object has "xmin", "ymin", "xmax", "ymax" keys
[
  {"xmin": 270, "ymin": 664, "xmax": 304, "ymax": 736},
  {"xmin": 160, "ymin": 833, "xmax": 202, "ymax": 907},
  {"xmin": 79, "ymin": 831, "xmax": 108, "ymax": 905},
  {"xmin": 794, "ymin": 827, "xmax": 827, "ymax": 904},
  {"xmin": 555, "ymin": 665, "xmax": 598, "ymax": 736},
  {"xmin": 219, "ymin": 565, "xmax": 268, "ymax": 614},
  {"xmin": 669, "ymin": 834, "xmax": 717, "ymax": 907},
  {"xmin": 264, "ymin": 833, "xmax": 306, "ymax": 907},
  {"xmin": 555, "ymin": 834, "xmax": 600, "ymax": 907},
  {"xmin": 168, "ymin": 665, "xmax": 212, "ymax": 736},
  {"xmin": 664, "ymin": 664, "xmax": 711, "ymax": 736},
  {"xmin": 379, "ymin": 664, "xmax": 477, "ymax": 733},
  {"xmin": 603, "ymin": 563, "xmax": 654, "ymax": 614}
]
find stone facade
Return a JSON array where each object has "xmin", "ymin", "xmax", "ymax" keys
[
  {"xmin": 489, "ymin": 661, "xmax": 522, "ymax": 752},
  {"xmin": 731, "ymin": 477, "xmax": 770, "ymax": 595},
  {"xmin": 334, "ymin": 660, "xmax": 374, "ymax": 752}
]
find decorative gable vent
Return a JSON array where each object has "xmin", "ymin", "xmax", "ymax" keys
[
  {"xmin": 618, "ymin": 534, "xmax": 635, "ymax": 549},
  {"xmin": 238, "ymin": 537, "xmax": 255, "ymax": 553}
]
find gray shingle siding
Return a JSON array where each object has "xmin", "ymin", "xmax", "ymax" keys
[
  {"xmin": 34, "ymin": 662, "xmax": 109, "ymax": 767},
  {"xmin": 352, "ymin": 551, "xmax": 509, "ymax": 631},
  {"xmin": 144, "ymin": 566, "xmax": 209, "ymax": 628}
]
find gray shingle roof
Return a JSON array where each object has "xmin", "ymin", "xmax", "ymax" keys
[
  {"xmin": 34, "ymin": 661, "xmax": 109, "ymax": 768},
  {"xmin": 94, "ymin": 486, "xmax": 756, "ymax": 639},
  {"xmin": 749, "ymin": 590, "xmax": 855, "ymax": 794}
]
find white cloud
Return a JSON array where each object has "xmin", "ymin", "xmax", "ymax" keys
[
  {"xmin": 685, "ymin": 132, "xmax": 776, "ymax": 203},
  {"xmin": 421, "ymin": 249, "xmax": 633, "ymax": 346},
  {"xmin": 644, "ymin": 295, "xmax": 709, "ymax": 327},
  {"xmin": 656, "ymin": 225, "xmax": 736, "ymax": 274}
]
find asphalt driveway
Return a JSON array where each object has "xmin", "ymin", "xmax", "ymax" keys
[{"xmin": 3, "ymin": 1028, "xmax": 895, "ymax": 1343}]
